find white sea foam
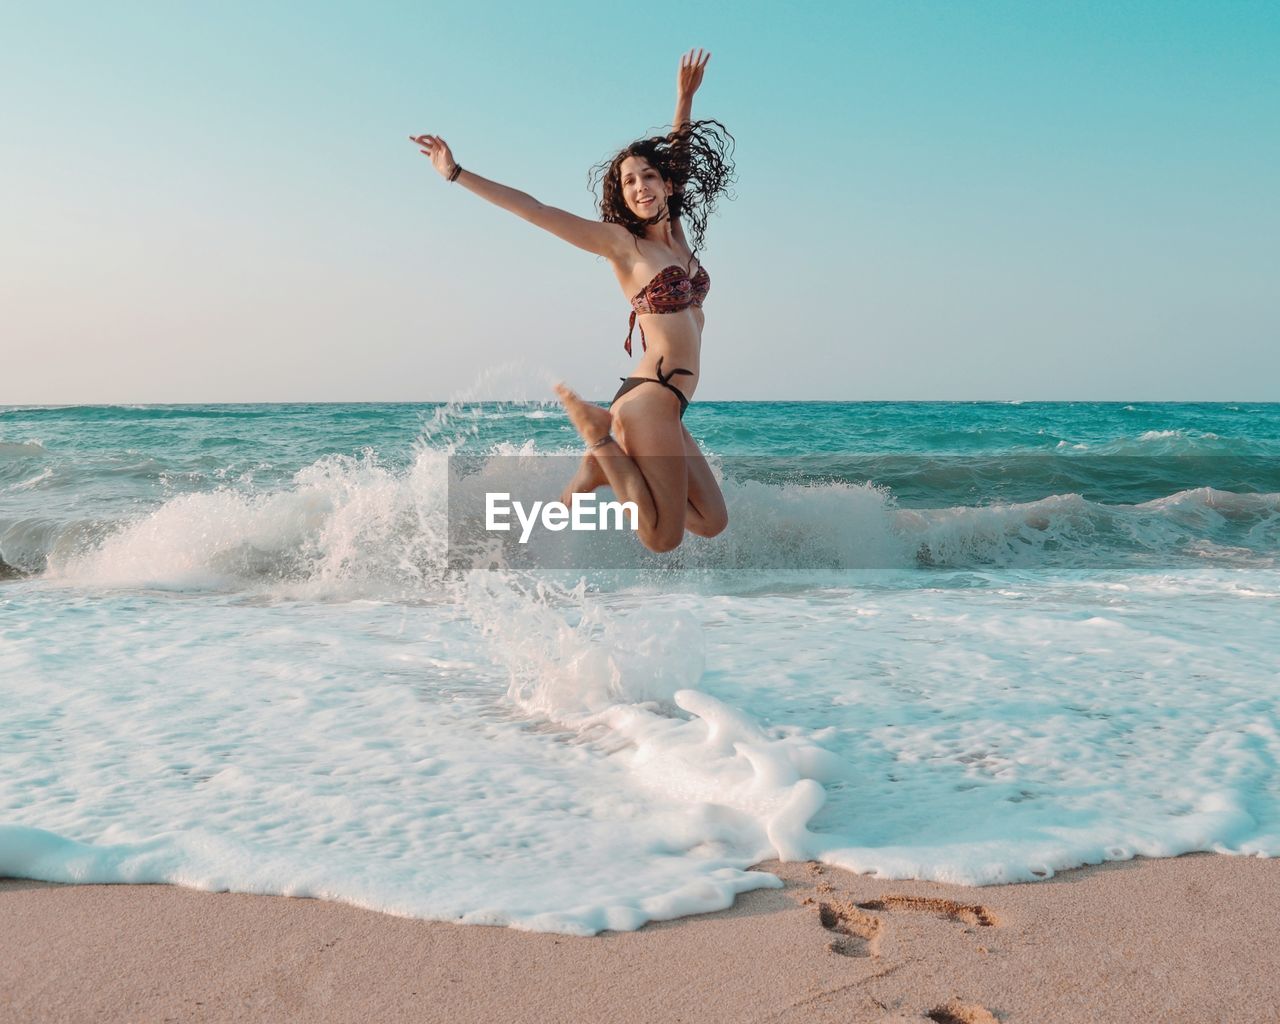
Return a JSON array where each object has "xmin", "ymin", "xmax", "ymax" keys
[
  {"xmin": 6, "ymin": 467, "xmax": 54, "ymax": 492},
  {"xmin": 44, "ymin": 450, "xmax": 451, "ymax": 595},
  {"xmin": 0, "ymin": 441, "xmax": 48, "ymax": 456},
  {"xmin": 5, "ymin": 558, "xmax": 1279, "ymax": 930},
  {"xmin": 1094, "ymin": 429, "xmax": 1246, "ymax": 456}
]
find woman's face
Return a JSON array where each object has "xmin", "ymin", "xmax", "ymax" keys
[{"xmin": 619, "ymin": 156, "xmax": 672, "ymax": 219}]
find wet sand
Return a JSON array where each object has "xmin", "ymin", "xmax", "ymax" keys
[{"xmin": 4, "ymin": 853, "xmax": 1277, "ymax": 1023}]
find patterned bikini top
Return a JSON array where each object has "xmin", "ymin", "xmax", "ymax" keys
[{"xmin": 625, "ymin": 262, "xmax": 711, "ymax": 356}]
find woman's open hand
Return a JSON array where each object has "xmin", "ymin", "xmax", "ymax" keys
[
  {"xmin": 409, "ymin": 134, "xmax": 457, "ymax": 180},
  {"xmin": 677, "ymin": 48, "xmax": 710, "ymax": 98}
]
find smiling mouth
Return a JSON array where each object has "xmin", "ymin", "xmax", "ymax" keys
[{"xmin": 637, "ymin": 197, "xmax": 655, "ymax": 206}]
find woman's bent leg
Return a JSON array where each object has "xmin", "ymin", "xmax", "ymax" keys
[
  {"xmin": 556, "ymin": 384, "xmax": 689, "ymax": 553},
  {"xmin": 560, "ymin": 436, "xmax": 723, "ymax": 537},
  {"xmin": 680, "ymin": 424, "xmax": 728, "ymax": 538},
  {"xmin": 561, "ymin": 428, "xmax": 723, "ymax": 537}
]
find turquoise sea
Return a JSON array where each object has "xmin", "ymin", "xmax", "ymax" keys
[{"xmin": 2, "ymin": 401, "xmax": 1278, "ymax": 933}]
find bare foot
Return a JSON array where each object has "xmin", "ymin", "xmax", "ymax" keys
[
  {"xmin": 559, "ymin": 453, "xmax": 607, "ymax": 506},
  {"xmin": 555, "ymin": 384, "xmax": 614, "ymax": 446}
]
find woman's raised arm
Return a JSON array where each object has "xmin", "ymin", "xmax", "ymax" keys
[
  {"xmin": 670, "ymin": 50, "xmax": 710, "ymax": 246},
  {"xmin": 673, "ymin": 48, "xmax": 710, "ymax": 129},
  {"xmin": 410, "ymin": 134, "xmax": 626, "ymax": 260}
]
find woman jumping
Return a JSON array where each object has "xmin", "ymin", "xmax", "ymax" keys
[{"xmin": 411, "ymin": 48, "xmax": 733, "ymax": 552}]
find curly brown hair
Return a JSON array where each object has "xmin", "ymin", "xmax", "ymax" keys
[{"xmin": 590, "ymin": 119, "xmax": 736, "ymax": 256}]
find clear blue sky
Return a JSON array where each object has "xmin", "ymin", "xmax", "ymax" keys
[{"xmin": 2, "ymin": 0, "xmax": 1276, "ymax": 402}]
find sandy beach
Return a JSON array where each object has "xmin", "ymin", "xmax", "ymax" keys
[{"xmin": 4, "ymin": 852, "xmax": 1277, "ymax": 1024}]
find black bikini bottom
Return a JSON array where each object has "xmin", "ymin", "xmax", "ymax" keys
[{"xmin": 609, "ymin": 356, "xmax": 692, "ymax": 419}]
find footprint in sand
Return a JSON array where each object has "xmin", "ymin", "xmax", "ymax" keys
[
  {"xmin": 815, "ymin": 899, "xmax": 884, "ymax": 958},
  {"xmin": 926, "ymin": 999, "xmax": 1000, "ymax": 1024},
  {"xmin": 856, "ymin": 895, "xmax": 999, "ymax": 929}
]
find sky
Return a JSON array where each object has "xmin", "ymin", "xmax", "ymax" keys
[{"xmin": 1, "ymin": 0, "xmax": 1277, "ymax": 402}]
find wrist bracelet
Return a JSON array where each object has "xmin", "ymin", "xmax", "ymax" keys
[{"xmin": 448, "ymin": 163, "xmax": 463, "ymax": 183}]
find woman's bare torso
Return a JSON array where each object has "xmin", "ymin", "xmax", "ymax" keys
[{"xmin": 608, "ymin": 237, "xmax": 705, "ymax": 404}]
